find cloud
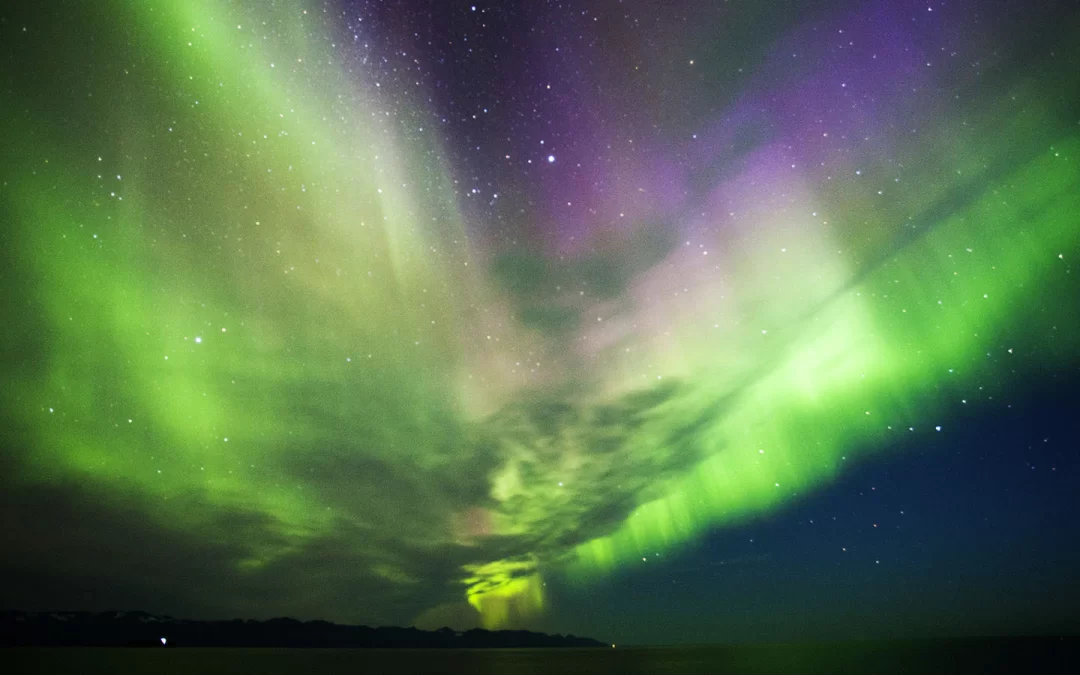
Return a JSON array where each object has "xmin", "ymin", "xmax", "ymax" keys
[{"xmin": 412, "ymin": 602, "xmax": 482, "ymax": 631}]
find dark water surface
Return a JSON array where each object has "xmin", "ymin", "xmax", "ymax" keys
[{"xmin": 5, "ymin": 638, "xmax": 1076, "ymax": 674}]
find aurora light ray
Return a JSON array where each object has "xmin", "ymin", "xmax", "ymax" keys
[{"xmin": 1, "ymin": 0, "xmax": 1077, "ymax": 630}]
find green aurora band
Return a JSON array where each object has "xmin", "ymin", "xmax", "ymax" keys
[{"xmin": 2, "ymin": 1, "xmax": 1078, "ymax": 628}]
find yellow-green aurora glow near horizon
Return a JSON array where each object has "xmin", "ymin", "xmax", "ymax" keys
[{"xmin": 2, "ymin": 0, "xmax": 1078, "ymax": 629}]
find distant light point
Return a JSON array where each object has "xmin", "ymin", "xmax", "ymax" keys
[{"xmin": 547, "ymin": 155, "xmax": 555, "ymax": 163}]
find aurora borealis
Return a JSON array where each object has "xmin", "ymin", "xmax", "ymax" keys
[{"xmin": 2, "ymin": 0, "xmax": 1079, "ymax": 644}]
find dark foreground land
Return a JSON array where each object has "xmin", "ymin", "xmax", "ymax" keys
[
  {"xmin": 3, "ymin": 637, "xmax": 1078, "ymax": 675},
  {"xmin": 0, "ymin": 610, "xmax": 603, "ymax": 649}
]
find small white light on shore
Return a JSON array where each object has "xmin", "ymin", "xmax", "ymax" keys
[{"xmin": 160, "ymin": 637, "xmax": 167, "ymax": 645}]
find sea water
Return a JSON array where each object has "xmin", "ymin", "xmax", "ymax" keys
[{"xmin": 4, "ymin": 638, "xmax": 1076, "ymax": 674}]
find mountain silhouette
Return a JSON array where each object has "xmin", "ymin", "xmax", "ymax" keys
[{"xmin": 0, "ymin": 610, "xmax": 606, "ymax": 648}]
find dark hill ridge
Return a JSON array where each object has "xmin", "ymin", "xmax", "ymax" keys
[{"xmin": 0, "ymin": 610, "xmax": 607, "ymax": 648}]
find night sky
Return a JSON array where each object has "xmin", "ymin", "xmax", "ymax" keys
[{"xmin": 2, "ymin": 0, "xmax": 1079, "ymax": 646}]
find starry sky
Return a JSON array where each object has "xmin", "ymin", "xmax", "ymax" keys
[{"xmin": 1, "ymin": 0, "xmax": 1079, "ymax": 646}]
